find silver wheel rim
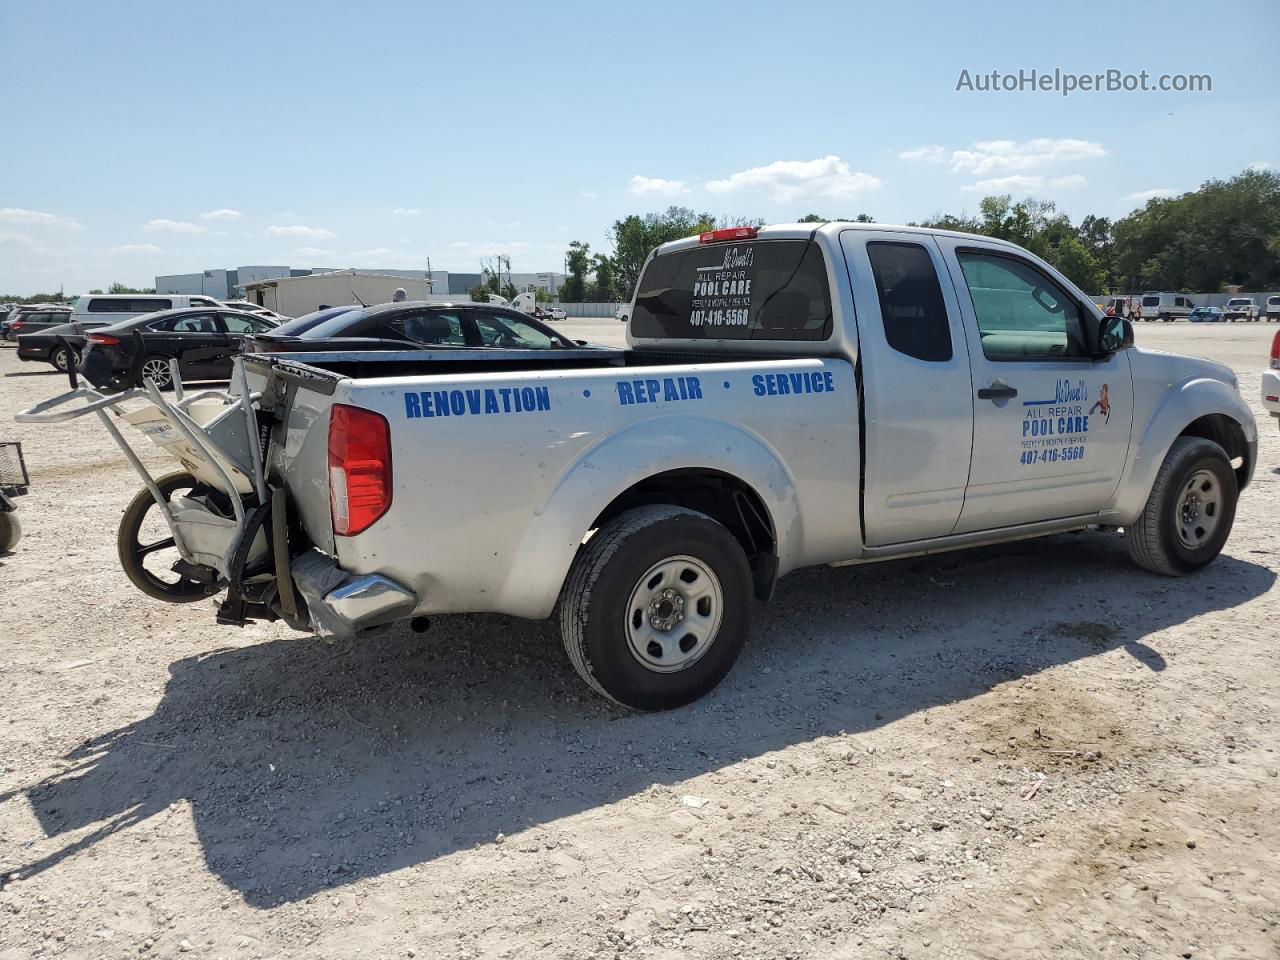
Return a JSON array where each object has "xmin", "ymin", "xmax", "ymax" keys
[
  {"xmin": 142, "ymin": 359, "xmax": 171, "ymax": 386},
  {"xmin": 1176, "ymin": 469, "xmax": 1222, "ymax": 549},
  {"xmin": 53, "ymin": 348, "xmax": 69, "ymax": 371},
  {"xmin": 624, "ymin": 555, "xmax": 723, "ymax": 673}
]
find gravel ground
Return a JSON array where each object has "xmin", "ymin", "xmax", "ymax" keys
[{"xmin": 0, "ymin": 323, "xmax": 1277, "ymax": 960}]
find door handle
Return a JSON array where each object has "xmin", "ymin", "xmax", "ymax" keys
[{"xmin": 977, "ymin": 382, "xmax": 1018, "ymax": 400}]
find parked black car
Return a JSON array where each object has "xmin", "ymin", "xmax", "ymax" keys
[
  {"xmin": 79, "ymin": 307, "xmax": 280, "ymax": 390},
  {"xmin": 17, "ymin": 320, "xmax": 115, "ymax": 371},
  {"xmin": 245, "ymin": 301, "xmax": 581, "ymax": 354}
]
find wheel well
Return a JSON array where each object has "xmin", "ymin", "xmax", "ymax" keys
[
  {"xmin": 591, "ymin": 469, "xmax": 778, "ymax": 600},
  {"xmin": 1179, "ymin": 414, "xmax": 1251, "ymax": 489}
]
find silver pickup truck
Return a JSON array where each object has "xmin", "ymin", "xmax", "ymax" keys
[{"xmin": 20, "ymin": 222, "xmax": 1258, "ymax": 710}]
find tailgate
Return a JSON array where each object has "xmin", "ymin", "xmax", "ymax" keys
[{"xmin": 246, "ymin": 355, "xmax": 343, "ymax": 556}]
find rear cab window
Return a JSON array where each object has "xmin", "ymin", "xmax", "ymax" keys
[
  {"xmin": 866, "ymin": 242, "xmax": 952, "ymax": 362},
  {"xmin": 630, "ymin": 239, "xmax": 832, "ymax": 341}
]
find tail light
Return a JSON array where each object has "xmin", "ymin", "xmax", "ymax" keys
[
  {"xmin": 327, "ymin": 404, "xmax": 391, "ymax": 536},
  {"xmin": 1272, "ymin": 330, "xmax": 1280, "ymax": 371},
  {"xmin": 699, "ymin": 226, "xmax": 758, "ymax": 243},
  {"xmin": 10, "ymin": 320, "xmax": 25, "ymax": 330},
  {"xmin": 88, "ymin": 333, "xmax": 120, "ymax": 346}
]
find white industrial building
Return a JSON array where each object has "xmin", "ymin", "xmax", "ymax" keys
[
  {"xmin": 157, "ymin": 266, "xmax": 565, "ymax": 299},
  {"xmin": 242, "ymin": 270, "xmax": 456, "ymax": 317}
]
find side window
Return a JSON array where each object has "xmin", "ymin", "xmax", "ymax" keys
[
  {"xmin": 957, "ymin": 252, "xmax": 1087, "ymax": 361},
  {"xmin": 220, "ymin": 313, "xmax": 272, "ymax": 334},
  {"xmin": 166, "ymin": 313, "xmax": 218, "ymax": 333},
  {"xmin": 396, "ymin": 310, "xmax": 466, "ymax": 345},
  {"xmin": 866, "ymin": 242, "xmax": 952, "ymax": 362},
  {"xmin": 471, "ymin": 311, "xmax": 558, "ymax": 348}
]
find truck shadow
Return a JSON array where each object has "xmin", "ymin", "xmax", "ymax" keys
[{"xmin": 5, "ymin": 532, "xmax": 1275, "ymax": 907}]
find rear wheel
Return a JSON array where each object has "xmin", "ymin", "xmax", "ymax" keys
[
  {"xmin": 560, "ymin": 505, "xmax": 752, "ymax": 711},
  {"xmin": 0, "ymin": 509, "xmax": 21, "ymax": 553},
  {"xmin": 117, "ymin": 472, "xmax": 218, "ymax": 602},
  {"xmin": 50, "ymin": 345, "xmax": 75, "ymax": 372},
  {"xmin": 1124, "ymin": 437, "xmax": 1237, "ymax": 576},
  {"xmin": 139, "ymin": 356, "xmax": 173, "ymax": 389}
]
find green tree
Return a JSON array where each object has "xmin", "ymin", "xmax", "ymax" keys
[
  {"xmin": 108, "ymin": 282, "xmax": 156, "ymax": 294},
  {"xmin": 588, "ymin": 253, "xmax": 617, "ymax": 302},
  {"xmin": 1076, "ymin": 215, "xmax": 1115, "ymax": 292},
  {"xmin": 1112, "ymin": 168, "xmax": 1280, "ymax": 291},
  {"xmin": 562, "ymin": 241, "xmax": 592, "ymax": 302},
  {"xmin": 607, "ymin": 206, "xmax": 717, "ymax": 300},
  {"xmin": 797, "ymin": 213, "xmax": 875, "ymax": 223}
]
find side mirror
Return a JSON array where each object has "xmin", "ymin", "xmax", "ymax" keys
[{"xmin": 1097, "ymin": 315, "xmax": 1134, "ymax": 356}]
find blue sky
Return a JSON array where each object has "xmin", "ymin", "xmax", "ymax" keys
[{"xmin": 2, "ymin": 0, "xmax": 1276, "ymax": 294}]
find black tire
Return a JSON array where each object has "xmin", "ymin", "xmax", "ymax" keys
[
  {"xmin": 138, "ymin": 355, "xmax": 174, "ymax": 389},
  {"xmin": 118, "ymin": 472, "xmax": 215, "ymax": 602},
  {"xmin": 0, "ymin": 510, "xmax": 21, "ymax": 553},
  {"xmin": 1124, "ymin": 436, "xmax": 1238, "ymax": 576},
  {"xmin": 560, "ymin": 505, "xmax": 752, "ymax": 711},
  {"xmin": 50, "ymin": 345, "xmax": 75, "ymax": 372}
]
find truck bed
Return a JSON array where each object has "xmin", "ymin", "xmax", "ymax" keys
[{"xmin": 244, "ymin": 347, "xmax": 786, "ymax": 388}]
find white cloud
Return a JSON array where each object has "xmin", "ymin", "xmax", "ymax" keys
[
  {"xmin": 111, "ymin": 243, "xmax": 163, "ymax": 254},
  {"xmin": 949, "ymin": 138, "xmax": 1106, "ymax": 175},
  {"xmin": 266, "ymin": 224, "xmax": 337, "ymax": 240},
  {"xmin": 199, "ymin": 208, "xmax": 241, "ymax": 221},
  {"xmin": 1126, "ymin": 188, "xmax": 1178, "ymax": 202},
  {"xmin": 0, "ymin": 207, "xmax": 83, "ymax": 230},
  {"xmin": 962, "ymin": 173, "xmax": 1087, "ymax": 193},
  {"xmin": 706, "ymin": 155, "xmax": 881, "ymax": 202},
  {"xmin": 899, "ymin": 145, "xmax": 946, "ymax": 163},
  {"xmin": 1247, "ymin": 160, "xmax": 1274, "ymax": 172},
  {"xmin": 145, "ymin": 218, "xmax": 205, "ymax": 234},
  {"xmin": 392, "ymin": 207, "xmax": 421, "ymax": 216},
  {"xmin": 628, "ymin": 175, "xmax": 688, "ymax": 196}
]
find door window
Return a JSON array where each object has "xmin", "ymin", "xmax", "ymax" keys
[
  {"xmin": 220, "ymin": 313, "xmax": 274, "ymax": 334},
  {"xmin": 471, "ymin": 311, "xmax": 561, "ymax": 348},
  {"xmin": 151, "ymin": 313, "xmax": 219, "ymax": 333},
  {"xmin": 866, "ymin": 242, "xmax": 952, "ymax": 362},
  {"xmin": 956, "ymin": 252, "xmax": 1088, "ymax": 361},
  {"xmin": 396, "ymin": 310, "xmax": 467, "ymax": 345}
]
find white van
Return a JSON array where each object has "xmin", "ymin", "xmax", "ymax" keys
[
  {"xmin": 71, "ymin": 294, "xmax": 223, "ymax": 325},
  {"xmin": 1264, "ymin": 295, "xmax": 1280, "ymax": 321},
  {"xmin": 1139, "ymin": 292, "xmax": 1195, "ymax": 322}
]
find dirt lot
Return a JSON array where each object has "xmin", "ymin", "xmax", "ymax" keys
[{"xmin": 1, "ymin": 323, "xmax": 1277, "ymax": 960}]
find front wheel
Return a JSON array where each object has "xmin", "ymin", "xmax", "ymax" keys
[
  {"xmin": 1124, "ymin": 437, "xmax": 1238, "ymax": 576},
  {"xmin": 560, "ymin": 505, "xmax": 752, "ymax": 711}
]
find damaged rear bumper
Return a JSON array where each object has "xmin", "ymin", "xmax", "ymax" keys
[{"xmin": 291, "ymin": 550, "xmax": 418, "ymax": 640}]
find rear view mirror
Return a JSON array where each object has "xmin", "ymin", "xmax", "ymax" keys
[{"xmin": 1097, "ymin": 315, "xmax": 1134, "ymax": 355}]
